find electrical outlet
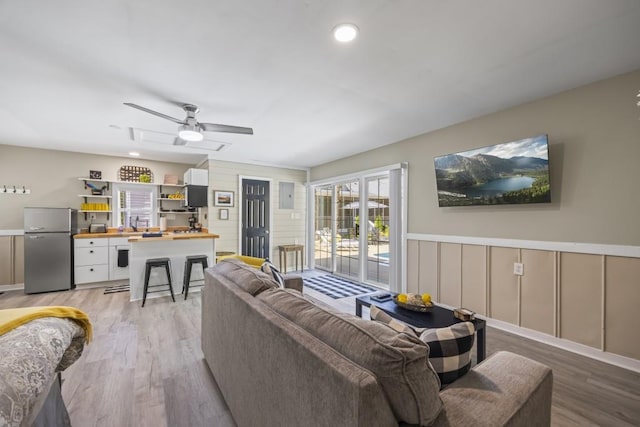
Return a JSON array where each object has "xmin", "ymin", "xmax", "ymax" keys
[{"xmin": 514, "ymin": 262, "xmax": 524, "ymax": 276}]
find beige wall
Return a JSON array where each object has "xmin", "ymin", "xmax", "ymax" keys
[
  {"xmin": 206, "ymin": 160, "xmax": 307, "ymax": 269},
  {"xmin": 311, "ymin": 69, "xmax": 640, "ymax": 246},
  {"xmin": 407, "ymin": 239, "xmax": 640, "ymax": 361},
  {"xmin": 311, "ymin": 69, "xmax": 640, "ymax": 363},
  {"xmin": 0, "ymin": 145, "xmax": 194, "ymax": 230}
]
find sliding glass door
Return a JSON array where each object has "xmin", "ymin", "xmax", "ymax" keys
[
  {"xmin": 365, "ymin": 176, "xmax": 390, "ymax": 285},
  {"xmin": 312, "ymin": 169, "xmax": 401, "ymax": 290},
  {"xmin": 335, "ymin": 180, "xmax": 360, "ymax": 280},
  {"xmin": 313, "ymin": 185, "xmax": 333, "ymax": 271}
]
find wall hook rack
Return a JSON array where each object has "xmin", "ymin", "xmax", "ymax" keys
[{"xmin": 1, "ymin": 184, "xmax": 31, "ymax": 194}]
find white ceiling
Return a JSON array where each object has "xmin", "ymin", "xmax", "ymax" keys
[{"xmin": 1, "ymin": 1, "xmax": 639, "ymax": 169}]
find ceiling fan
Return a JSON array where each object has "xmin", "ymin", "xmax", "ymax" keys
[{"xmin": 124, "ymin": 102, "xmax": 253, "ymax": 145}]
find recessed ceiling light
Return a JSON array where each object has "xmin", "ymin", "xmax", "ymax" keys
[
  {"xmin": 129, "ymin": 151, "xmax": 140, "ymax": 157},
  {"xmin": 333, "ymin": 23, "xmax": 359, "ymax": 43}
]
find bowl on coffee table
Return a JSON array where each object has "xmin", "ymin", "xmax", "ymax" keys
[{"xmin": 392, "ymin": 296, "xmax": 433, "ymax": 312}]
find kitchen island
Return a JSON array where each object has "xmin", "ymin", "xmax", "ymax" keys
[{"xmin": 128, "ymin": 232, "xmax": 219, "ymax": 302}]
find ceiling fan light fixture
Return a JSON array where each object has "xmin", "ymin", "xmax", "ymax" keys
[
  {"xmin": 333, "ymin": 23, "xmax": 359, "ymax": 43},
  {"xmin": 178, "ymin": 125, "xmax": 204, "ymax": 142}
]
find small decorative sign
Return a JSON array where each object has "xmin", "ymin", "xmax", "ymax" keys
[
  {"xmin": 214, "ymin": 190, "xmax": 234, "ymax": 207},
  {"xmin": 89, "ymin": 170, "xmax": 102, "ymax": 180},
  {"xmin": 453, "ymin": 308, "xmax": 475, "ymax": 321}
]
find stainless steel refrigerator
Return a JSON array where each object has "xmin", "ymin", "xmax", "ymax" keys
[{"xmin": 24, "ymin": 207, "xmax": 78, "ymax": 294}]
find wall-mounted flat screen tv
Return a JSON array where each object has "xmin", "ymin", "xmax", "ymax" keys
[{"xmin": 434, "ymin": 134, "xmax": 551, "ymax": 207}]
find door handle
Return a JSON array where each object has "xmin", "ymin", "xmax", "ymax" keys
[
  {"xmin": 90, "ymin": 250, "xmax": 94, "ymax": 253},
  {"xmin": 90, "ymin": 268, "xmax": 94, "ymax": 272},
  {"xmin": 29, "ymin": 235, "xmax": 44, "ymax": 239},
  {"xmin": 29, "ymin": 227, "xmax": 44, "ymax": 231}
]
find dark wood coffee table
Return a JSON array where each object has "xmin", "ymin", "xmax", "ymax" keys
[{"xmin": 356, "ymin": 294, "xmax": 486, "ymax": 362}]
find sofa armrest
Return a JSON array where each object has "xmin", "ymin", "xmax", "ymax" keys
[
  {"xmin": 283, "ymin": 274, "xmax": 303, "ymax": 293},
  {"xmin": 432, "ymin": 351, "xmax": 552, "ymax": 427}
]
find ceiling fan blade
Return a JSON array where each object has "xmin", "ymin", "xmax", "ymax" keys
[
  {"xmin": 124, "ymin": 103, "xmax": 185, "ymax": 125},
  {"xmin": 173, "ymin": 136, "xmax": 187, "ymax": 146},
  {"xmin": 200, "ymin": 122, "xmax": 254, "ymax": 135}
]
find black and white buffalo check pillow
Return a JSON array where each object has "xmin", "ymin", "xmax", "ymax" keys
[
  {"xmin": 419, "ymin": 322, "xmax": 475, "ymax": 386},
  {"xmin": 369, "ymin": 305, "xmax": 418, "ymax": 336},
  {"xmin": 260, "ymin": 260, "xmax": 285, "ymax": 287}
]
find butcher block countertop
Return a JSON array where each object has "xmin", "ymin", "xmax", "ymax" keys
[
  {"xmin": 74, "ymin": 227, "xmax": 218, "ymax": 240},
  {"xmin": 127, "ymin": 232, "xmax": 219, "ymax": 242}
]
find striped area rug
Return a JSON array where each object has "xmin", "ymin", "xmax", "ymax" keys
[
  {"xmin": 303, "ymin": 275, "xmax": 378, "ymax": 299},
  {"xmin": 104, "ymin": 283, "xmax": 130, "ymax": 294}
]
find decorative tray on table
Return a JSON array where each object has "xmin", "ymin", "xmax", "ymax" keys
[{"xmin": 392, "ymin": 296, "xmax": 433, "ymax": 312}]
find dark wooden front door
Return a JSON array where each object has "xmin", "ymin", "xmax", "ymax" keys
[{"xmin": 241, "ymin": 179, "xmax": 270, "ymax": 258}]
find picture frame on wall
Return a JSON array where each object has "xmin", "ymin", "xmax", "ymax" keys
[
  {"xmin": 214, "ymin": 190, "xmax": 234, "ymax": 207},
  {"xmin": 219, "ymin": 208, "xmax": 229, "ymax": 220}
]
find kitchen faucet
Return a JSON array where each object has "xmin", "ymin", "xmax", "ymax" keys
[
  {"xmin": 130, "ymin": 216, "xmax": 139, "ymax": 232},
  {"xmin": 130, "ymin": 216, "xmax": 150, "ymax": 232}
]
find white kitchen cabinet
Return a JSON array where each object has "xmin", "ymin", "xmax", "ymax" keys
[
  {"xmin": 75, "ymin": 246, "xmax": 109, "ymax": 266},
  {"xmin": 74, "ymin": 238, "xmax": 109, "ymax": 284},
  {"xmin": 75, "ymin": 238, "xmax": 108, "ymax": 248},
  {"xmin": 74, "ymin": 264, "xmax": 110, "ymax": 284},
  {"xmin": 184, "ymin": 168, "xmax": 208, "ymax": 185}
]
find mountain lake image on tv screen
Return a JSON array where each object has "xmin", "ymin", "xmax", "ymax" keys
[{"xmin": 433, "ymin": 134, "xmax": 551, "ymax": 207}]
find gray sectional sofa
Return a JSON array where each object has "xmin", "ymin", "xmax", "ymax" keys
[{"xmin": 202, "ymin": 259, "xmax": 553, "ymax": 427}]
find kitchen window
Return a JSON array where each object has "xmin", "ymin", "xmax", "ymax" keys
[{"xmin": 112, "ymin": 183, "xmax": 157, "ymax": 228}]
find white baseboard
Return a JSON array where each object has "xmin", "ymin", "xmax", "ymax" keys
[
  {"xmin": 486, "ymin": 317, "xmax": 640, "ymax": 373},
  {"xmin": 436, "ymin": 300, "xmax": 640, "ymax": 373},
  {"xmin": 0, "ymin": 283, "xmax": 24, "ymax": 292}
]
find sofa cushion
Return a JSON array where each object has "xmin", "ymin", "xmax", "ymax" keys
[
  {"xmin": 256, "ymin": 288, "xmax": 443, "ymax": 425},
  {"xmin": 214, "ymin": 259, "xmax": 278, "ymax": 296},
  {"xmin": 419, "ymin": 322, "xmax": 475, "ymax": 386}
]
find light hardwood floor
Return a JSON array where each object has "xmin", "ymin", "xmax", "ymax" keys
[{"xmin": 1, "ymin": 285, "xmax": 639, "ymax": 426}]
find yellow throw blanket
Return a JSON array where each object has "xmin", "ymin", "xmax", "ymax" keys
[
  {"xmin": 218, "ymin": 254, "xmax": 265, "ymax": 268},
  {"xmin": 0, "ymin": 306, "xmax": 93, "ymax": 343}
]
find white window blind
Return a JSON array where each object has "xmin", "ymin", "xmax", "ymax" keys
[{"xmin": 113, "ymin": 184, "xmax": 157, "ymax": 228}]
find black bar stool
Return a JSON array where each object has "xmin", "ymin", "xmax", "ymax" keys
[
  {"xmin": 142, "ymin": 257, "xmax": 175, "ymax": 307},
  {"xmin": 182, "ymin": 255, "xmax": 208, "ymax": 300}
]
